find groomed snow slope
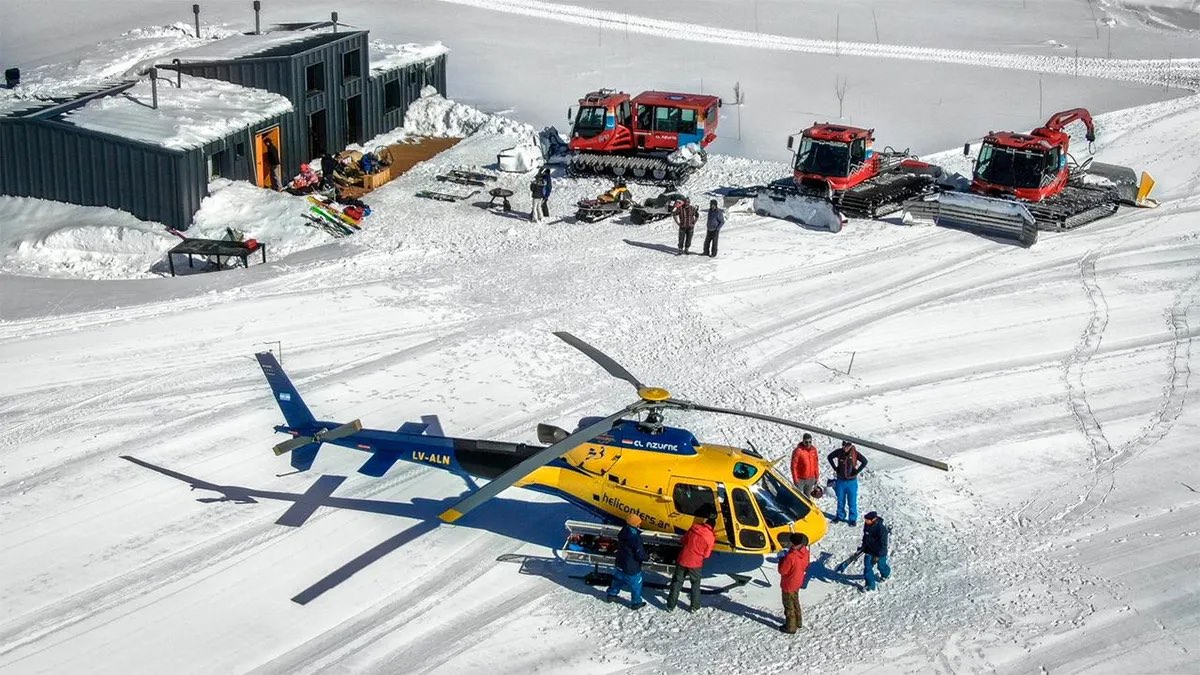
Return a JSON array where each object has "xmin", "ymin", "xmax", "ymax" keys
[
  {"xmin": 1, "ymin": 1, "xmax": 1199, "ymax": 673},
  {"xmin": 1, "ymin": 91, "xmax": 1198, "ymax": 673}
]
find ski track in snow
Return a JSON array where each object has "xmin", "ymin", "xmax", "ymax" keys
[
  {"xmin": 3, "ymin": 11, "xmax": 1200, "ymax": 672},
  {"xmin": 437, "ymin": 0, "xmax": 1200, "ymax": 89}
]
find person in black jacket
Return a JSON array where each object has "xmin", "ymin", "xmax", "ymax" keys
[
  {"xmin": 604, "ymin": 514, "xmax": 648, "ymax": 609},
  {"xmin": 828, "ymin": 441, "xmax": 868, "ymax": 525},
  {"xmin": 859, "ymin": 511, "xmax": 891, "ymax": 591},
  {"xmin": 263, "ymin": 137, "xmax": 282, "ymax": 191},
  {"xmin": 319, "ymin": 153, "xmax": 339, "ymax": 189}
]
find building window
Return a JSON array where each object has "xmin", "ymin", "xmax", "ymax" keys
[
  {"xmin": 306, "ymin": 62, "xmax": 325, "ymax": 93},
  {"xmin": 342, "ymin": 49, "xmax": 361, "ymax": 80},
  {"xmin": 384, "ymin": 79, "xmax": 402, "ymax": 113},
  {"xmin": 235, "ymin": 142, "xmax": 246, "ymax": 158}
]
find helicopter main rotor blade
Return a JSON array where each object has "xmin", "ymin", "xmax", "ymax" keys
[
  {"xmin": 553, "ymin": 331, "xmax": 645, "ymax": 391},
  {"xmin": 273, "ymin": 419, "xmax": 363, "ymax": 456},
  {"xmin": 675, "ymin": 400, "xmax": 949, "ymax": 471},
  {"xmin": 439, "ymin": 401, "xmax": 645, "ymax": 523}
]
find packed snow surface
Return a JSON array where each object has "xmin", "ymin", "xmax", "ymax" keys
[
  {"xmin": 1, "ymin": 1, "xmax": 1200, "ymax": 674},
  {"xmin": 61, "ymin": 73, "xmax": 292, "ymax": 150}
]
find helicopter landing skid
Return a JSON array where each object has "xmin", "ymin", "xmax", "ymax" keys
[{"xmin": 572, "ymin": 567, "xmax": 752, "ymax": 596}]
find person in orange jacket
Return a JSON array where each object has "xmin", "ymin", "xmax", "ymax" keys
[
  {"xmin": 666, "ymin": 505, "xmax": 717, "ymax": 612},
  {"xmin": 790, "ymin": 433, "xmax": 820, "ymax": 498},
  {"xmin": 777, "ymin": 533, "xmax": 810, "ymax": 633}
]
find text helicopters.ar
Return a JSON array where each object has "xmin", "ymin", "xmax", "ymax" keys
[{"xmin": 258, "ymin": 332, "xmax": 948, "ymax": 556}]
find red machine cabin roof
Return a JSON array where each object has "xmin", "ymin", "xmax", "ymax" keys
[
  {"xmin": 578, "ymin": 89, "xmax": 630, "ymax": 107},
  {"xmin": 983, "ymin": 131, "xmax": 1058, "ymax": 152},
  {"xmin": 633, "ymin": 91, "xmax": 721, "ymax": 110},
  {"xmin": 805, "ymin": 124, "xmax": 872, "ymax": 143}
]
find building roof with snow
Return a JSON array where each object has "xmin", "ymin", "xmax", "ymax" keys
[
  {"xmin": 369, "ymin": 41, "xmax": 450, "ymax": 75},
  {"xmin": 1, "ymin": 16, "xmax": 448, "ymax": 231},
  {"xmin": 59, "ymin": 74, "xmax": 292, "ymax": 150}
]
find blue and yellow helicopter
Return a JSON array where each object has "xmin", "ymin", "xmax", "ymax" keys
[{"xmin": 257, "ymin": 332, "xmax": 947, "ymax": 558}]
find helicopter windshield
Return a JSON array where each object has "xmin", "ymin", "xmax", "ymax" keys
[
  {"xmin": 573, "ymin": 106, "xmax": 608, "ymax": 138},
  {"xmin": 975, "ymin": 142, "xmax": 1049, "ymax": 189},
  {"xmin": 751, "ymin": 468, "xmax": 812, "ymax": 528},
  {"xmin": 795, "ymin": 136, "xmax": 850, "ymax": 177}
]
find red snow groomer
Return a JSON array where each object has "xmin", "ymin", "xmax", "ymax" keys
[
  {"xmin": 904, "ymin": 108, "xmax": 1159, "ymax": 247},
  {"xmin": 566, "ymin": 89, "xmax": 721, "ymax": 183},
  {"xmin": 753, "ymin": 123, "xmax": 940, "ymax": 232}
]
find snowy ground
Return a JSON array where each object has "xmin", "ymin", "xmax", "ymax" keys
[{"xmin": 2, "ymin": 2, "xmax": 1200, "ymax": 674}]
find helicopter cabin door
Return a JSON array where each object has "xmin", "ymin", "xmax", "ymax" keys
[
  {"xmin": 723, "ymin": 484, "xmax": 770, "ymax": 553},
  {"xmin": 668, "ymin": 478, "xmax": 732, "ymax": 549}
]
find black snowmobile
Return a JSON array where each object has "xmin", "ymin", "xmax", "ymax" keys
[
  {"xmin": 575, "ymin": 182, "xmax": 633, "ymax": 223},
  {"xmin": 630, "ymin": 186, "xmax": 687, "ymax": 224}
]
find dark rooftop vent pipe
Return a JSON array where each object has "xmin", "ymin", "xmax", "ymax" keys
[
  {"xmin": 150, "ymin": 67, "xmax": 159, "ymax": 109},
  {"xmin": 253, "ymin": 1, "xmax": 261, "ymax": 35},
  {"xmin": 331, "ymin": 11, "xmax": 338, "ymax": 33},
  {"xmin": 4, "ymin": 67, "xmax": 18, "ymax": 89},
  {"xmin": 193, "ymin": 4, "xmax": 201, "ymax": 38}
]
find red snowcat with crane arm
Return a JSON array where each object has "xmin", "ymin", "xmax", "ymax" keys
[
  {"xmin": 566, "ymin": 89, "xmax": 721, "ymax": 184},
  {"xmin": 753, "ymin": 123, "xmax": 942, "ymax": 231},
  {"xmin": 903, "ymin": 108, "xmax": 1158, "ymax": 246}
]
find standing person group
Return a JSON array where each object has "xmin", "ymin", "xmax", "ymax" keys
[
  {"xmin": 790, "ymin": 433, "xmax": 820, "ymax": 498},
  {"xmin": 702, "ymin": 199, "xmax": 724, "ymax": 257},
  {"xmin": 828, "ymin": 439, "xmax": 867, "ymax": 525},
  {"xmin": 673, "ymin": 197, "xmax": 698, "ymax": 255},
  {"xmin": 529, "ymin": 167, "xmax": 552, "ymax": 222}
]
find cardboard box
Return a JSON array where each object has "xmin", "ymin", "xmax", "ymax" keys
[{"xmin": 362, "ymin": 171, "xmax": 392, "ymax": 190}]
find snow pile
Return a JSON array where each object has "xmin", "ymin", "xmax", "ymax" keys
[
  {"xmin": 189, "ymin": 180, "xmax": 335, "ymax": 258},
  {"xmin": 0, "ymin": 23, "xmax": 237, "ymax": 116},
  {"xmin": 0, "ymin": 196, "xmax": 175, "ymax": 279},
  {"xmin": 369, "ymin": 40, "xmax": 449, "ymax": 74},
  {"xmin": 403, "ymin": 86, "xmax": 536, "ymax": 141},
  {"xmin": 62, "ymin": 74, "xmax": 292, "ymax": 150}
]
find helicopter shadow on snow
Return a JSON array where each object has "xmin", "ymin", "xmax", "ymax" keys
[{"xmin": 120, "ymin": 455, "xmax": 595, "ymax": 605}]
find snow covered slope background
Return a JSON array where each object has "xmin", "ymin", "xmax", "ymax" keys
[{"xmin": 1, "ymin": 1, "xmax": 1199, "ymax": 674}]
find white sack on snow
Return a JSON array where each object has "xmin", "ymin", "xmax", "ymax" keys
[{"xmin": 497, "ymin": 144, "xmax": 544, "ymax": 173}]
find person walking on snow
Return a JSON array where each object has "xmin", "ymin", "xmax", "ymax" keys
[
  {"xmin": 673, "ymin": 197, "xmax": 698, "ymax": 255},
  {"xmin": 790, "ymin": 433, "xmax": 820, "ymax": 498},
  {"xmin": 539, "ymin": 167, "xmax": 552, "ymax": 218},
  {"xmin": 667, "ymin": 505, "xmax": 716, "ymax": 612},
  {"xmin": 529, "ymin": 171, "xmax": 547, "ymax": 222},
  {"xmin": 777, "ymin": 533, "xmax": 810, "ymax": 633},
  {"xmin": 604, "ymin": 514, "xmax": 648, "ymax": 609},
  {"xmin": 702, "ymin": 199, "xmax": 724, "ymax": 257},
  {"xmin": 859, "ymin": 511, "xmax": 891, "ymax": 591},
  {"xmin": 828, "ymin": 440, "xmax": 868, "ymax": 525}
]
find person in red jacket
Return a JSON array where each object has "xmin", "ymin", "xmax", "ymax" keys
[
  {"xmin": 666, "ymin": 505, "xmax": 717, "ymax": 612},
  {"xmin": 777, "ymin": 533, "xmax": 810, "ymax": 633},
  {"xmin": 790, "ymin": 433, "xmax": 820, "ymax": 498}
]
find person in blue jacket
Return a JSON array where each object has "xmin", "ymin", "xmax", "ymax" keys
[
  {"xmin": 605, "ymin": 514, "xmax": 648, "ymax": 609},
  {"xmin": 539, "ymin": 167, "xmax": 552, "ymax": 218},
  {"xmin": 860, "ymin": 511, "xmax": 891, "ymax": 591},
  {"xmin": 702, "ymin": 199, "xmax": 725, "ymax": 257}
]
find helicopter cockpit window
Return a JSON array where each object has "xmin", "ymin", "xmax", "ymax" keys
[
  {"xmin": 732, "ymin": 462, "xmax": 758, "ymax": 480},
  {"xmin": 751, "ymin": 469, "xmax": 812, "ymax": 528},
  {"xmin": 672, "ymin": 483, "xmax": 716, "ymax": 516}
]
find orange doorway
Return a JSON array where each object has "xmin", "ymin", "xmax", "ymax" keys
[{"xmin": 253, "ymin": 126, "xmax": 282, "ymax": 189}]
